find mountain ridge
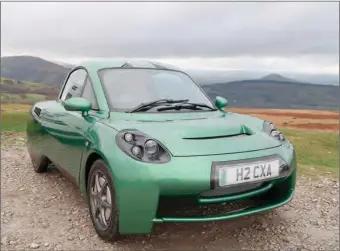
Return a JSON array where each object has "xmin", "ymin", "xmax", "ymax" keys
[
  {"xmin": 260, "ymin": 73, "xmax": 295, "ymax": 82},
  {"xmin": 1, "ymin": 55, "xmax": 338, "ymax": 110},
  {"xmin": 1, "ymin": 56, "xmax": 69, "ymax": 86},
  {"xmin": 201, "ymin": 80, "xmax": 339, "ymax": 110}
]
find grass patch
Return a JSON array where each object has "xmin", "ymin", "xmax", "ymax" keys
[
  {"xmin": 281, "ymin": 128, "xmax": 339, "ymax": 177},
  {"xmin": 1, "ymin": 93, "xmax": 47, "ymax": 104},
  {"xmin": 1, "ymin": 93, "xmax": 23, "ymax": 102},
  {"xmin": 1, "ymin": 104, "xmax": 31, "ymax": 132},
  {"xmin": 1, "ymin": 111, "xmax": 30, "ymax": 132}
]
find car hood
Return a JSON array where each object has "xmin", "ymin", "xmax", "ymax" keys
[{"xmin": 105, "ymin": 111, "xmax": 281, "ymax": 157}]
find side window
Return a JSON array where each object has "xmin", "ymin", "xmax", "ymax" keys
[
  {"xmin": 60, "ymin": 69, "xmax": 87, "ymax": 101},
  {"xmin": 82, "ymin": 77, "xmax": 99, "ymax": 110}
]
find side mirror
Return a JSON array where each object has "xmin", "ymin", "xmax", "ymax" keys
[
  {"xmin": 63, "ymin": 97, "xmax": 91, "ymax": 116},
  {"xmin": 215, "ymin": 96, "xmax": 228, "ymax": 111}
]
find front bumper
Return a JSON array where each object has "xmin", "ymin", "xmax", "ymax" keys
[{"xmin": 105, "ymin": 143, "xmax": 296, "ymax": 234}]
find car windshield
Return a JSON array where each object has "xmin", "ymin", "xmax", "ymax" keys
[{"xmin": 98, "ymin": 68, "xmax": 214, "ymax": 112}]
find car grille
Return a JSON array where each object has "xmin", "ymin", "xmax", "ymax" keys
[
  {"xmin": 156, "ymin": 182, "xmax": 271, "ymax": 218},
  {"xmin": 156, "ymin": 195, "xmax": 268, "ymax": 218}
]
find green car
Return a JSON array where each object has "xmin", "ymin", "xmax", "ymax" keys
[{"xmin": 27, "ymin": 60, "xmax": 296, "ymax": 241}]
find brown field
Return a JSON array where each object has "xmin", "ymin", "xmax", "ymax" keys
[
  {"xmin": 1, "ymin": 103, "xmax": 32, "ymax": 112},
  {"xmin": 229, "ymin": 108, "xmax": 339, "ymax": 132}
]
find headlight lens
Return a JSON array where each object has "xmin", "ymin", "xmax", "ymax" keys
[
  {"xmin": 144, "ymin": 140, "xmax": 159, "ymax": 155},
  {"xmin": 124, "ymin": 132, "xmax": 133, "ymax": 142},
  {"xmin": 131, "ymin": 145, "xmax": 142, "ymax": 157},
  {"xmin": 263, "ymin": 121, "xmax": 286, "ymax": 141},
  {"xmin": 271, "ymin": 130, "xmax": 280, "ymax": 138},
  {"xmin": 278, "ymin": 132, "xmax": 285, "ymax": 141},
  {"xmin": 116, "ymin": 130, "xmax": 170, "ymax": 163}
]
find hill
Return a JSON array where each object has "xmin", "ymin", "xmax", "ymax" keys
[
  {"xmin": 0, "ymin": 77, "xmax": 59, "ymax": 104},
  {"xmin": 1, "ymin": 56, "xmax": 338, "ymax": 110},
  {"xmin": 188, "ymin": 69, "xmax": 339, "ymax": 86},
  {"xmin": 1, "ymin": 56, "xmax": 70, "ymax": 86},
  {"xmin": 260, "ymin": 73, "xmax": 295, "ymax": 82},
  {"xmin": 202, "ymin": 79, "xmax": 339, "ymax": 110}
]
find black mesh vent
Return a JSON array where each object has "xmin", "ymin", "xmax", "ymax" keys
[
  {"xmin": 182, "ymin": 133, "xmax": 250, "ymax": 140},
  {"xmin": 34, "ymin": 107, "xmax": 41, "ymax": 117},
  {"xmin": 156, "ymin": 196, "xmax": 265, "ymax": 218}
]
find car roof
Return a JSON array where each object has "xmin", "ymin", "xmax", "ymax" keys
[{"xmin": 78, "ymin": 59, "xmax": 182, "ymax": 72}]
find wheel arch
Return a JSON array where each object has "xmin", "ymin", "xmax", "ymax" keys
[
  {"xmin": 82, "ymin": 149, "xmax": 115, "ymax": 198},
  {"xmin": 84, "ymin": 152, "xmax": 103, "ymax": 190}
]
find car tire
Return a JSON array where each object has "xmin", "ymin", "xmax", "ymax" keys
[
  {"xmin": 87, "ymin": 159, "xmax": 119, "ymax": 241},
  {"xmin": 31, "ymin": 155, "xmax": 49, "ymax": 173}
]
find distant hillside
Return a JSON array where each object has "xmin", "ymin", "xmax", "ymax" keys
[
  {"xmin": 0, "ymin": 77, "xmax": 59, "ymax": 104},
  {"xmin": 52, "ymin": 61, "xmax": 75, "ymax": 69},
  {"xmin": 202, "ymin": 79, "xmax": 339, "ymax": 110},
  {"xmin": 188, "ymin": 69, "xmax": 339, "ymax": 86},
  {"xmin": 1, "ymin": 56, "xmax": 338, "ymax": 110},
  {"xmin": 1, "ymin": 56, "xmax": 70, "ymax": 86},
  {"xmin": 260, "ymin": 73, "xmax": 295, "ymax": 82}
]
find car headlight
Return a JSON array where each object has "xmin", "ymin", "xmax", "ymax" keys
[
  {"xmin": 263, "ymin": 121, "xmax": 286, "ymax": 141},
  {"xmin": 144, "ymin": 140, "xmax": 159, "ymax": 155},
  {"xmin": 116, "ymin": 130, "xmax": 170, "ymax": 163}
]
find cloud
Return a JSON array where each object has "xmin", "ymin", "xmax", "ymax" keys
[{"xmin": 1, "ymin": 2, "xmax": 339, "ymax": 73}]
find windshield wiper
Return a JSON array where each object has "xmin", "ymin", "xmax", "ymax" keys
[
  {"xmin": 128, "ymin": 99, "xmax": 189, "ymax": 113},
  {"xmin": 186, "ymin": 102, "xmax": 217, "ymax": 110},
  {"xmin": 157, "ymin": 102, "xmax": 217, "ymax": 112}
]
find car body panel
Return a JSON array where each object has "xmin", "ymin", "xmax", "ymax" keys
[
  {"xmin": 27, "ymin": 59, "xmax": 297, "ymax": 235},
  {"xmin": 104, "ymin": 111, "xmax": 282, "ymax": 156},
  {"xmin": 28, "ymin": 100, "xmax": 106, "ymax": 181},
  {"xmin": 78, "ymin": 120, "xmax": 295, "ymax": 233}
]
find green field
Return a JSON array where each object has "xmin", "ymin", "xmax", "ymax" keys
[
  {"xmin": 1, "ymin": 104, "xmax": 338, "ymax": 177},
  {"xmin": 281, "ymin": 128, "xmax": 339, "ymax": 177},
  {"xmin": 1, "ymin": 111, "xmax": 30, "ymax": 132},
  {"xmin": 1, "ymin": 93, "xmax": 48, "ymax": 104}
]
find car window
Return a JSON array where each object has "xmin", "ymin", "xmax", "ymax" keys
[
  {"xmin": 98, "ymin": 69, "xmax": 214, "ymax": 111},
  {"xmin": 82, "ymin": 77, "xmax": 99, "ymax": 110},
  {"xmin": 60, "ymin": 69, "xmax": 87, "ymax": 101}
]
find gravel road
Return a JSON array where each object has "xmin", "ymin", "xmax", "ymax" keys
[{"xmin": 1, "ymin": 134, "xmax": 339, "ymax": 250}]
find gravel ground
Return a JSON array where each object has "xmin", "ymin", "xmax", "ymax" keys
[{"xmin": 1, "ymin": 134, "xmax": 339, "ymax": 250}]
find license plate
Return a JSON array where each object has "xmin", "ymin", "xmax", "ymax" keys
[{"xmin": 218, "ymin": 159, "xmax": 280, "ymax": 186}]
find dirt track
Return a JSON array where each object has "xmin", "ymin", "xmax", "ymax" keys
[{"xmin": 1, "ymin": 134, "xmax": 339, "ymax": 250}]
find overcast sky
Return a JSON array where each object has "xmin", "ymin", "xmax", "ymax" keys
[{"xmin": 1, "ymin": 2, "xmax": 339, "ymax": 74}]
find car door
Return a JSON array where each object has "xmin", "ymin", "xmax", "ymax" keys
[
  {"xmin": 38, "ymin": 68, "xmax": 88, "ymax": 181},
  {"xmin": 56, "ymin": 69, "xmax": 104, "ymax": 183},
  {"xmin": 34, "ymin": 69, "xmax": 85, "ymax": 172}
]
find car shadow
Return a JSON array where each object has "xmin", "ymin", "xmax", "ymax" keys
[{"xmin": 113, "ymin": 211, "xmax": 287, "ymax": 250}]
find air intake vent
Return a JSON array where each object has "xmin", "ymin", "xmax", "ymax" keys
[
  {"xmin": 182, "ymin": 133, "xmax": 250, "ymax": 140},
  {"xmin": 34, "ymin": 107, "xmax": 41, "ymax": 117}
]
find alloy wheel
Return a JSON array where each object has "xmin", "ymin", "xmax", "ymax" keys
[{"xmin": 89, "ymin": 171, "xmax": 112, "ymax": 230}]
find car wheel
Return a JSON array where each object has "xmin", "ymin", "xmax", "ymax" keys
[
  {"xmin": 87, "ymin": 159, "xmax": 119, "ymax": 241},
  {"xmin": 30, "ymin": 154, "xmax": 49, "ymax": 173}
]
